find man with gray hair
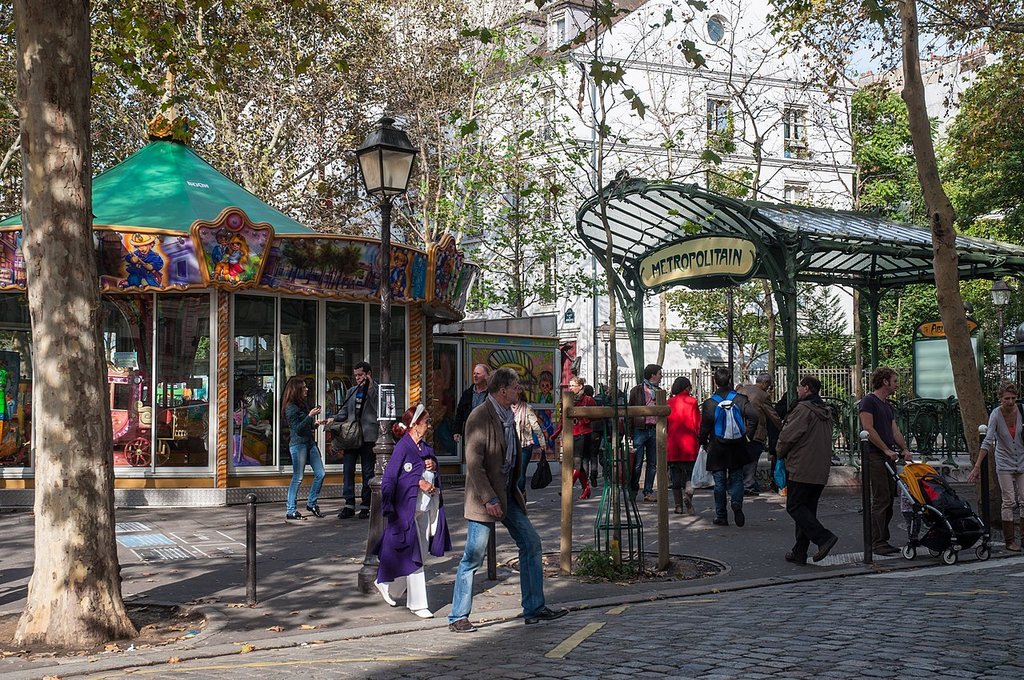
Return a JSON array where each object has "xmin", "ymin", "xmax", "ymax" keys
[
  {"xmin": 739, "ymin": 372, "xmax": 783, "ymax": 496},
  {"xmin": 448, "ymin": 367, "xmax": 568, "ymax": 632}
]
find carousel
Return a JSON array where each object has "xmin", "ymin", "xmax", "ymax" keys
[{"xmin": 0, "ymin": 122, "xmax": 476, "ymax": 507}]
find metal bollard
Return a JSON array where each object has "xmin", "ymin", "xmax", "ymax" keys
[
  {"xmin": 978, "ymin": 425, "xmax": 991, "ymax": 536},
  {"xmin": 246, "ymin": 493, "xmax": 257, "ymax": 605},
  {"xmin": 859, "ymin": 431, "xmax": 872, "ymax": 565}
]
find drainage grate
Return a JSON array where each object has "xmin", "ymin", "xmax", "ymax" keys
[
  {"xmin": 134, "ymin": 546, "xmax": 194, "ymax": 561},
  {"xmin": 116, "ymin": 533, "xmax": 174, "ymax": 548},
  {"xmin": 115, "ymin": 522, "xmax": 151, "ymax": 533}
]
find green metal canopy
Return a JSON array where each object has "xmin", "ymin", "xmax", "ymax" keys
[
  {"xmin": 0, "ymin": 140, "xmax": 314, "ymax": 234},
  {"xmin": 576, "ymin": 178, "xmax": 1024, "ymax": 389}
]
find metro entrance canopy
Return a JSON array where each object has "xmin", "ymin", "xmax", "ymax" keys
[{"xmin": 575, "ymin": 177, "xmax": 1024, "ymax": 390}]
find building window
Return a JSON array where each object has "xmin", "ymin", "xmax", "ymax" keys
[
  {"xmin": 784, "ymin": 183, "xmax": 809, "ymax": 204},
  {"xmin": 783, "ymin": 106, "xmax": 809, "ymax": 159},
  {"xmin": 706, "ymin": 98, "xmax": 734, "ymax": 153},
  {"xmin": 539, "ymin": 89, "xmax": 556, "ymax": 140},
  {"xmin": 707, "ymin": 15, "xmax": 727, "ymax": 44},
  {"xmin": 550, "ymin": 13, "xmax": 567, "ymax": 48}
]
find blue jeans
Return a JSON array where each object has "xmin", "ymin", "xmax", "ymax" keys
[
  {"xmin": 287, "ymin": 442, "xmax": 325, "ymax": 514},
  {"xmin": 632, "ymin": 427, "xmax": 657, "ymax": 495},
  {"xmin": 449, "ymin": 501, "xmax": 545, "ymax": 622},
  {"xmin": 712, "ymin": 468, "xmax": 744, "ymax": 520}
]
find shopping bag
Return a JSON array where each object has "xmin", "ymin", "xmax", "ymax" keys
[
  {"xmin": 774, "ymin": 459, "xmax": 787, "ymax": 491},
  {"xmin": 530, "ymin": 449, "xmax": 553, "ymax": 490},
  {"xmin": 691, "ymin": 446, "xmax": 714, "ymax": 489}
]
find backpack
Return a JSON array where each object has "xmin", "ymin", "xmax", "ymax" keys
[{"xmin": 712, "ymin": 391, "xmax": 747, "ymax": 444}]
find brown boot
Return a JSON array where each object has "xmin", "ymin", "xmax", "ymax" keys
[
  {"xmin": 1003, "ymin": 520, "xmax": 1021, "ymax": 551},
  {"xmin": 673, "ymin": 488, "xmax": 684, "ymax": 514}
]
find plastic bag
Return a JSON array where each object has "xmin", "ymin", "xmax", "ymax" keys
[
  {"xmin": 774, "ymin": 459, "xmax": 787, "ymax": 491},
  {"xmin": 691, "ymin": 446, "xmax": 714, "ymax": 489}
]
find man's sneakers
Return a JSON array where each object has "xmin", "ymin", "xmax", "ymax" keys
[
  {"xmin": 524, "ymin": 607, "xmax": 569, "ymax": 625},
  {"xmin": 785, "ymin": 551, "xmax": 807, "ymax": 565},
  {"xmin": 337, "ymin": 506, "xmax": 355, "ymax": 519},
  {"xmin": 449, "ymin": 618, "xmax": 477, "ymax": 633},
  {"xmin": 712, "ymin": 517, "xmax": 729, "ymax": 526},
  {"xmin": 732, "ymin": 503, "xmax": 745, "ymax": 527},
  {"xmin": 813, "ymin": 534, "xmax": 839, "ymax": 562}
]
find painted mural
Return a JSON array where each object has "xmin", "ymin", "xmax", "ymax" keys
[
  {"xmin": 97, "ymin": 231, "xmax": 202, "ymax": 291},
  {"xmin": 193, "ymin": 208, "xmax": 273, "ymax": 288}
]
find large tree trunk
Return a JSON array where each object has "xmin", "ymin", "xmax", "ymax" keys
[
  {"xmin": 13, "ymin": 0, "xmax": 136, "ymax": 646},
  {"xmin": 898, "ymin": 0, "xmax": 993, "ymax": 517}
]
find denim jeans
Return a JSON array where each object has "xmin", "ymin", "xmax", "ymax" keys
[
  {"xmin": 448, "ymin": 501, "xmax": 545, "ymax": 622},
  {"xmin": 712, "ymin": 468, "xmax": 744, "ymax": 520},
  {"xmin": 286, "ymin": 442, "xmax": 325, "ymax": 514},
  {"xmin": 632, "ymin": 427, "xmax": 657, "ymax": 495},
  {"xmin": 518, "ymin": 444, "xmax": 537, "ymax": 493},
  {"xmin": 342, "ymin": 442, "xmax": 375, "ymax": 509}
]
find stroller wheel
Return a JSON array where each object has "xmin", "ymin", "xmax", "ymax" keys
[
  {"xmin": 976, "ymin": 545, "xmax": 991, "ymax": 561},
  {"xmin": 927, "ymin": 548, "xmax": 940, "ymax": 557},
  {"xmin": 901, "ymin": 544, "xmax": 916, "ymax": 560},
  {"xmin": 940, "ymin": 548, "xmax": 958, "ymax": 565}
]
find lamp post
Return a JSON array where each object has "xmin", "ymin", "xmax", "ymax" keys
[
  {"xmin": 992, "ymin": 280, "xmax": 1011, "ymax": 382},
  {"xmin": 354, "ymin": 117, "xmax": 418, "ymax": 594},
  {"xmin": 598, "ymin": 322, "xmax": 610, "ymax": 387},
  {"xmin": 726, "ymin": 285, "xmax": 735, "ymax": 379}
]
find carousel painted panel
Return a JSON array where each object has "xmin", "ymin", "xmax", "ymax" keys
[
  {"xmin": 191, "ymin": 208, "xmax": 274, "ymax": 289},
  {"xmin": 97, "ymin": 231, "xmax": 203, "ymax": 291},
  {"xmin": 0, "ymin": 231, "xmax": 26, "ymax": 289}
]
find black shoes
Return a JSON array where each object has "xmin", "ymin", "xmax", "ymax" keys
[
  {"xmin": 813, "ymin": 534, "xmax": 839, "ymax": 562},
  {"xmin": 305, "ymin": 504, "xmax": 325, "ymax": 518},
  {"xmin": 873, "ymin": 543, "xmax": 899, "ymax": 556},
  {"xmin": 712, "ymin": 517, "xmax": 729, "ymax": 526},
  {"xmin": 449, "ymin": 618, "xmax": 477, "ymax": 633},
  {"xmin": 285, "ymin": 511, "xmax": 305, "ymax": 520},
  {"xmin": 525, "ymin": 607, "xmax": 569, "ymax": 625},
  {"xmin": 337, "ymin": 507, "xmax": 355, "ymax": 519},
  {"xmin": 732, "ymin": 504, "xmax": 745, "ymax": 527},
  {"xmin": 358, "ymin": 508, "xmax": 370, "ymax": 519},
  {"xmin": 785, "ymin": 551, "xmax": 807, "ymax": 565}
]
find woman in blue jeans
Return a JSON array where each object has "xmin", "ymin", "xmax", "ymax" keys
[{"xmin": 282, "ymin": 376, "xmax": 332, "ymax": 520}]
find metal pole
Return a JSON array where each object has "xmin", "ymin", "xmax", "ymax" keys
[
  {"xmin": 859, "ymin": 430, "xmax": 872, "ymax": 564},
  {"xmin": 998, "ymin": 308, "xmax": 1006, "ymax": 381},
  {"xmin": 979, "ymin": 424, "xmax": 991, "ymax": 536},
  {"xmin": 655, "ymin": 389, "xmax": 669, "ymax": 571},
  {"xmin": 358, "ymin": 195, "xmax": 397, "ymax": 594},
  {"xmin": 560, "ymin": 388, "xmax": 575, "ymax": 576},
  {"xmin": 726, "ymin": 286, "xmax": 735, "ymax": 379},
  {"xmin": 246, "ymin": 493, "xmax": 257, "ymax": 605}
]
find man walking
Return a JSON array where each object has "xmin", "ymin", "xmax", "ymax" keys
[
  {"xmin": 739, "ymin": 373, "xmax": 784, "ymax": 496},
  {"xmin": 454, "ymin": 363, "xmax": 491, "ymax": 442},
  {"xmin": 628, "ymin": 364, "xmax": 663, "ymax": 502},
  {"xmin": 338, "ymin": 361, "xmax": 378, "ymax": 519},
  {"xmin": 777, "ymin": 375, "xmax": 839, "ymax": 564},
  {"xmin": 448, "ymin": 367, "xmax": 568, "ymax": 632},
  {"xmin": 700, "ymin": 367, "xmax": 755, "ymax": 527},
  {"xmin": 859, "ymin": 366, "xmax": 913, "ymax": 555}
]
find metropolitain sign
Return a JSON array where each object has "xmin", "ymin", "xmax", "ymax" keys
[{"xmin": 639, "ymin": 236, "xmax": 758, "ymax": 289}]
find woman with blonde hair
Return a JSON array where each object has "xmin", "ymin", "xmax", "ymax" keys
[{"xmin": 970, "ymin": 382, "xmax": 1024, "ymax": 551}]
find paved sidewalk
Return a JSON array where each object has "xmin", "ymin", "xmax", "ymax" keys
[{"xmin": 0, "ymin": 467, "xmax": 1005, "ymax": 678}]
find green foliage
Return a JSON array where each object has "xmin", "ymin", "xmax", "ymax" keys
[
  {"xmin": 707, "ymin": 168, "xmax": 754, "ymax": 200},
  {"xmin": 851, "ymin": 84, "xmax": 925, "ymax": 222},
  {"xmin": 573, "ymin": 546, "xmax": 639, "ymax": 581},
  {"xmin": 945, "ymin": 46, "xmax": 1024, "ymax": 237},
  {"xmin": 797, "ymin": 285, "xmax": 853, "ymax": 366}
]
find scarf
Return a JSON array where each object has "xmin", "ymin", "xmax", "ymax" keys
[{"xmin": 489, "ymin": 395, "xmax": 518, "ymax": 476}]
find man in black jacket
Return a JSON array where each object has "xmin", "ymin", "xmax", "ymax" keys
[
  {"xmin": 699, "ymin": 367, "xmax": 756, "ymax": 527},
  {"xmin": 454, "ymin": 364, "xmax": 492, "ymax": 442}
]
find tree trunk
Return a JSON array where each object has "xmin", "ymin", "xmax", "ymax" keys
[
  {"xmin": 898, "ymin": 0, "xmax": 993, "ymax": 517},
  {"xmin": 13, "ymin": 0, "xmax": 136, "ymax": 647}
]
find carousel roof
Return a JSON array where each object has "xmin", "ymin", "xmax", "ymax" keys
[{"xmin": 0, "ymin": 140, "xmax": 315, "ymax": 234}]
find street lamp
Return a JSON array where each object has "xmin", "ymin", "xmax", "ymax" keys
[
  {"xmin": 354, "ymin": 117, "xmax": 418, "ymax": 594},
  {"xmin": 992, "ymin": 280, "xmax": 1011, "ymax": 381}
]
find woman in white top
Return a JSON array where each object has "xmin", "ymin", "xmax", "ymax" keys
[{"xmin": 970, "ymin": 382, "xmax": 1024, "ymax": 551}]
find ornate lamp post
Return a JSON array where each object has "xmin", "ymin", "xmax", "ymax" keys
[
  {"xmin": 354, "ymin": 117, "xmax": 417, "ymax": 593},
  {"xmin": 991, "ymin": 280, "xmax": 1011, "ymax": 381}
]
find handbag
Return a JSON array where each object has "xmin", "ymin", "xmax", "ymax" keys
[
  {"xmin": 530, "ymin": 449, "xmax": 553, "ymax": 490},
  {"xmin": 337, "ymin": 418, "xmax": 363, "ymax": 450}
]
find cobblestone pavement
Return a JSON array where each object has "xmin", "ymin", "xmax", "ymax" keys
[{"xmin": 82, "ymin": 556, "xmax": 1024, "ymax": 679}]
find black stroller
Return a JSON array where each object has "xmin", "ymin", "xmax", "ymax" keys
[{"xmin": 893, "ymin": 461, "xmax": 990, "ymax": 565}]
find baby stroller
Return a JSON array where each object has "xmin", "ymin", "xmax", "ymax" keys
[{"xmin": 894, "ymin": 461, "xmax": 990, "ymax": 565}]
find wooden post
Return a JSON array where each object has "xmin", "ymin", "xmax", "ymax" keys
[
  {"xmin": 655, "ymin": 389, "xmax": 669, "ymax": 570},
  {"xmin": 559, "ymin": 389, "xmax": 575, "ymax": 576}
]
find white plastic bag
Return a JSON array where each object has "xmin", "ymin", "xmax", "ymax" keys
[{"xmin": 691, "ymin": 446, "xmax": 714, "ymax": 489}]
